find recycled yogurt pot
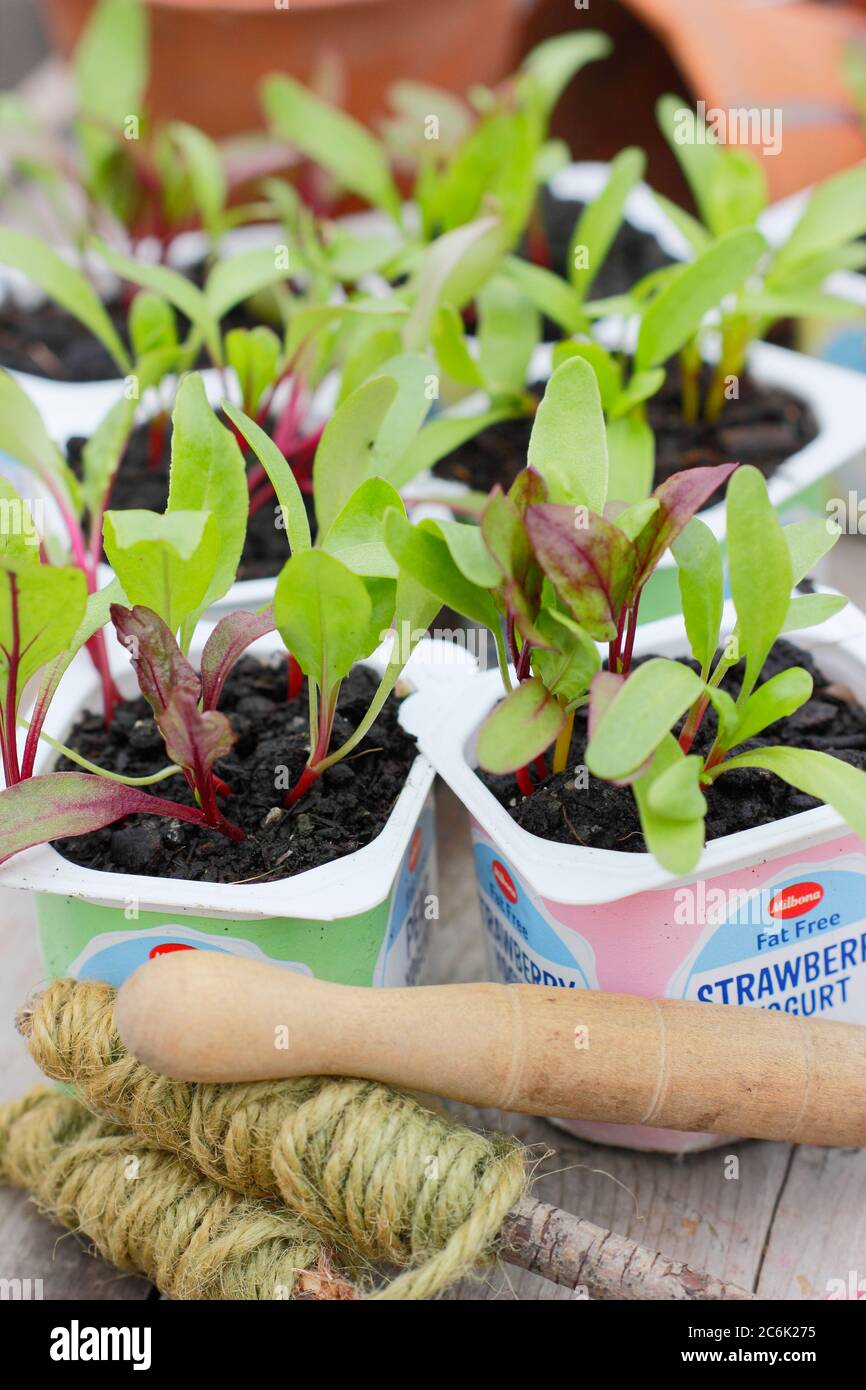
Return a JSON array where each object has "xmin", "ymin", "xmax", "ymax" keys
[
  {"xmin": 401, "ymin": 599, "xmax": 866, "ymax": 1153},
  {"xmin": 2, "ymin": 631, "xmax": 475, "ymax": 993}
]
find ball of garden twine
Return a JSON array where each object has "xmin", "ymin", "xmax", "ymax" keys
[
  {"xmin": 0, "ymin": 1087, "xmax": 347, "ymax": 1300},
  {"xmin": 18, "ymin": 978, "xmax": 528, "ymax": 1300}
]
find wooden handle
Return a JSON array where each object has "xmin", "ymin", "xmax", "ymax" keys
[{"xmin": 116, "ymin": 951, "xmax": 866, "ymax": 1146}]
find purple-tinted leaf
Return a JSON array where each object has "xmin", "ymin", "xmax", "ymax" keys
[
  {"xmin": 507, "ymin": 466, "xmax": 548, "ymax": 518},
  {"xmin": 111, "ymin": 603, "xmax": 235, "ymax": 785},
  {"xmin": 159, "ymin": 686, "xmax": 235, "ymax": 785},
  {"xmin": 200, "ymin": 607, "xmax": 276, "ymax": 711},
  {"xmin": 525, "ymin": 503, "xmax": 636, "ymax": 642},
  {"xmin": 633, "ymin": 463, "xmax": 738, "ymax": 588},
  {"xmin": 0, "ymin": 771, "xmax": 212, "ymax": 865},
  {"xmin": 481, "ymin": 488, "xmax": 547, "ymax": 644},
  {"xmin": 111, "ymin": 604, "xmax": 200, "ymax": 718}
]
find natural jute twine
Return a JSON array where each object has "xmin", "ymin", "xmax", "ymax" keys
[
  {"xmin": 14, "ymin": 978, "xmax": 528, "ymax": 1301},
  {"xmin": 0, "ymin": 1087, "xmax": 352, "ymax": 1300}
]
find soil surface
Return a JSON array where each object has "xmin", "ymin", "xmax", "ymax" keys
[
  {"xmin": 434, "ymin": 363, "xmax": 818, "ymax": 508},
  {"xmin": 67, "ymin": 419, "xmax": 313, "ymax": 582},
  {"xmin": 538, "ymin": 187, "xmax": 676, "ymax": 298},
  {"xmin": 52, "ymin": 659, "xmax": 418, "ymax": 883},
  {"xmin": 481, "ymin": 640, "xmax": 866, "ymax": 852},
  {"xmin": 0, "ymin": 261, "xmax": 265, "ymax": 381}
]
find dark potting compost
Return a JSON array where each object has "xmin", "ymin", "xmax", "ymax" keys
[
  {"xmin": 433, "ymin": 364, "xmax": 818, "ymax": 506},
  {"xmin": 537, "ymin": 187, "xmax": 676, "ymax": 298},
  {"xmin": 52, "ymin": 660, "xmax": 418, "ymax": 882},
  {"xmin": 0, "ymin": 298, "xmax": 131, "ymax": 381},
  {"xmin": 67, "ymin": 420, "xmax": 311, "ymax": 581},
  {"xmin": 482, "ymin": 640, "xmax": 866, "ymax": 853}
]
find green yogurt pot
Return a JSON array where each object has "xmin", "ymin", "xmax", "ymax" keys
[{"xmin": 4, "ymin": 631, "xmax": 472, "ymax": 991}]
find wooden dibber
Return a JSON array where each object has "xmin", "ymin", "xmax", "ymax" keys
[{"xmin": 118, "ymin": 951, "xmax": 866, "ymax": 1147}]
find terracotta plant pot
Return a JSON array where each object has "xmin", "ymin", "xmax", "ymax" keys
[{"xmin": 41, "ymin": 0, "xmax": 522, "ymax": 139}]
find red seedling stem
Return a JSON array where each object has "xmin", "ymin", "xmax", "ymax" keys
[{"xmin": 516, "ymin": 765, "xmax": 534, "ymax": 797}]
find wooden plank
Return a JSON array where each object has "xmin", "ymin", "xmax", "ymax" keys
[{"xmin": 755, "ymin": 1144, "xmax": 866, "ymax": 1300}]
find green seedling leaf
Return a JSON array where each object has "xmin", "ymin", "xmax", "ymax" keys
[
  {"xmin": 525, "ymin": 503, "xmax": 635, "ymax": 642},
  {"xmin": 781, "ymin": 592, "xmax": 848, "ymax": 634},
  {"xmin": 384, "ymin": 509, "xmax": 500, "ymax": 630},
  {"xmin": 727, "ymin": 464, "xmax": 793, "ymax": 700},
  {"xmin": 225, "ymin": 325, "xmax": 281, "ymax": 416},
  {"xmin": 0, "ymin": 230, "xmax": 130, "ymax": 372},
  {"xmin": 129, "ymin": 292, "xmax": 178, "ymax": 358},
  {"xmin": 432, "ymin": 303, "xmax": 484, "ymax": 389},
  {"xmin": 96, "ymin": 242, "xmax": 221, "ymax": 364},
  {"xmin": 526, "ymin": 356, "xmax": 607, "ymax": 510},
  {"xmin": 518, "ymin": 30, "xmax": 612, "ymax": 118},
  {"xmin": 274, "ymin": 549, "xmax": 374, "ymax": 690},
  {"xmin": 476, "ymin": 677, "xmax": 566, "ymax": 775},
  {"xmin": 671, "ymin": 517, "xmax": 724, "ymax": 673},
  {"xmin": 312, "ymin": 374, "xmax": 398, "ymax": 533},
  {"xmin": 0, "ymin": 370, "xmax": 80, "ymax": 511},
  {"xmin": 403, "ymin": 215, "xmax": 506, "ymax": 351},
  {"xmin": 656, "ymin": 94, "xmax": 723, "ymax": 231},
  {"xmin": 784, "ymin": 516, "xmax": 841, "ymax": 586},
  {"xmin": 729, "ymin": 667, "xmax": 814, "ymax": 748},
  {"xmin": 651, "ymin": 191, "xmax": 712, "ymax": 255},
  {"xmin": 569, "ymin": 146, "xmax": 645, "ymax": 300},
  {"xmin": 221, "ymin": 402, "xmax": 311, "ymax": 557},
  {"xmin": 704, "ymin": 147, "xmax": 767, "ymax": 236},
  {"xmin": 635, "ymin": 228, "xmax": 766, "ymax": 370},
  {"xmin": 167, "ymin": 374, "xmax": 248, "ymax": 629},
  {"xmin": 710, "ymin": 746, "xmax": 866, "ymax": 843},
  {"xmin": 434, "ymin": 518, "xmax": 501, "ymax": 589},
  {"xmin": 551, "ymin": 340, "xmax": 622, "ymax": 410},
  {"xmin": 204, "ymin": 246, "xmax": 290, "ymax": 322},
  {"xmin": 163, "ymin": 121, "xmax": 227, "ymax": 239},
  {"xmin": 606, "ymin": 414, "xmax": 655, "ymax": 505},
  {"xmin": 633, "ymin": 735, "xmax": 706, "ymax": 875},
  {"xmin": 369, "ymin": 353, "xmax": 432, "ymax": 475},
  {"xmin": 103, "ymin": 509, "xmax": 219, "ymax": 635},
  {"xmin": 501, "ymin": 255, "xmax": 586, "ymax": 333},
  {"xmin": 0, "ymin": 560, "xmax": 87, "ymax": 703},
  {"xmin": 321, "ymin": 478, "xmax": 403, "ymax": 578},
  {"xmin": 705, "ymin": 685, "xmax": 740, "ymax": 748},
  {"xmin": 74, "ymin": 0, "xmax": 148, "ymax": 128},
  {"xmin": 262, "ymin": 74, "xmax": 401, "ymax": 220},
  {"xmin": 477, "ymin": 274, "xmax": 540, "ymax": 397},
  {"xmin": 0, "ymin": 478, "xmax": 41, "ymax": 562},
  {"xmin": 646, "ymin": 753, "xmax": 707, "ymax": 821},
  {"xmin": 608, "ymin": 368, "xmax": 665, "ymax": 421},
  {"xmin": 531, "ymin": 608, "xmax": 600, "ymax": 703},
  {"xmin": 773, "ymin": 164, "xmax": 866, "ymax": 272},
  {"xmin": 586, "ymin": 657, "xmax": 704, "ymax": 781}
]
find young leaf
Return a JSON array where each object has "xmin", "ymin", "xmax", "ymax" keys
[
  {"xmin": 386, "ymin": 407, "xmax": 518, "ymax": 492},
  {"xmin": 531, "ymin": 609, "xmax": 600, "ymax": 702},
  {"xmin": 525, "ymin": 503, "xmax": 635, "ymax": 642},
  {"xmin": 204, "ymin": 246, "xmax": 290, "ymax": 323},
  {"xmin": 221, "ymin": 402, "xmax": 311, "ymax": 557},
  {"xmin": 163, "ymin": 120, "xmax": 227, "ymax": 239},
  {"xmin": 501, "ymin": 255, "xmax": 586, "ymax": 334},
  {"xmin": 103, "ymin": 509, "xmax": 219, "ymax": 636},
  {"xmin": 368, "ymin": 352, "xmax": 432, "ymax": 475},
  {"xmin": 0, "ymin": 232, "xmax": 132, "ymax": 371},
  {"xmin": 262, "ymin": 74, "xmax": 401, "ymax": 220},
  {"xmin": 0, "ymin": 772, "xmax": 218, "ymax": 865},
  {"xmin": 781, "ymin": 592, "xmax": 847, "ymax": 635},
  {"xmin": 434, "ymin": 519, "xmax": 501, "ymax": 590},
  {"xmin": 476, "ymin": 677, "xmax": 566, "ymax": 775},
  {"xmin": 773, "ymin": 164, "xmax": 866, "ymax": 273},
  {"xmin": 552, "ymin": 340, "xmax": 622, "ymax": 410},
  {"xmin": 784, "ymin": 517, "xmax": 841, "ymax": 586},
  {"xmin": 199, "ymin": 607, "xmax": 276, "ymax": 713},
  {"xmin": 274, "ymin": 549, "xmax": 374, "ymax": 690},
  {"xmin": 0, "ymin": 478, "xmax": 41, "ymax": 563},
  {"xmin": 646, "ymin": 753, "xmax": 708, "ymax": 821},
  {"xmin": 167, "ymin": 374, "xmax": 248, "ymax": 623},
  {"xmin": 128, "ymin": 292, "xmax": 178, "ymax": 358},
  {"xmin": 633, "ymin": 735, "xmax": 706, "ymax": 875},
  {"xmin": 709, "ymin": 746, "xmax": 866, "ymax": 843},
  {"xmin": 606, "ymin": 414, "xmax": 655, "ymax": 506},
  {"xmin": 312, "ymin": 375, "xmax": 398, "ymax": 534},
  {"xmin": 569, "ymin": 146, "xmax": 645, "ymax": 300},
  {"xmin": 481, "ymin": 487, "xmax": 544, "ymax": 641},
  {"xmin": 0, "ymin": 561, "xmax": 88, "ymax": 703},
  {"xmin": 586, "ymin": 657, "xmax": 704, "ymax": 781},
  {"xmin": 634, "ymin": 228, "xmax": 766, "ymax": 370},
  {"xmin": 726, "ymin": 465, "xmax": 793, "ymax": 700},
  {"xmin": 633, "ymin": 461, "xmax": 737, "ymax": 588},
  {"xmin": 0, "ymin": 370, "xmax": 81, "ymax": 511},
  {"xmin": 96, "ymin": 243, "xmax": 221, "ymax": 365},
  {"xmin": 384, "ymin": 509, "xmax": 500, "ymax": 630},
  {"xmin": 727, "ymin": 667, "xmax": 814, "ymax": 748},
  {"xmin": 526, "ymin": 356, "xmax": 608, "ymax": 510},
  {"xmin": 518, "ymin": 30, "xmax": 612, "ymax": 118},
  {"xmin": 321, "ymin": 478, "xmax": 404, "ymax": 578},
  {"xmin": 477, "ymin": 275, "xmax": 540, "ymax": 397},
  {"xmin": 671, "ymin": 517, "xmax": 724, "ymax": 673},
  {"xmin": 403, "ymin": 215, "xmax": 506, "ymax": 351}
]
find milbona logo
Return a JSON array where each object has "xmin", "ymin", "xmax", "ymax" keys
[
  {"xmin": 492, "ymin": 860, "xmax": 518, "ymax": 904},
  {"xmin": 768, "ymin": 882, "xmax": 823, "ymax": 920},
  {"xmin": 68, "ymin": 924, "xmax": 313, "ymax": 990}
]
